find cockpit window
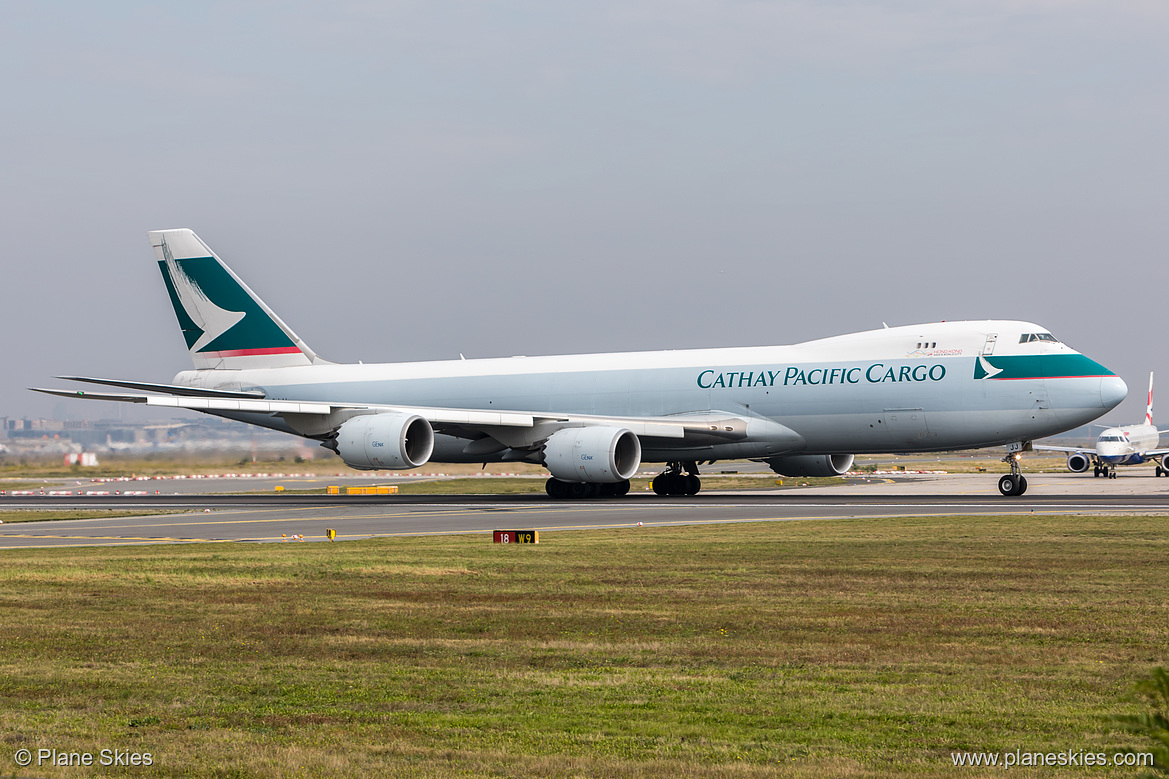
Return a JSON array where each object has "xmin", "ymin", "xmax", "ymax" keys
[{"xmin": 1018, "ymin": 333, "xmax": 1060, "ymax": 344}]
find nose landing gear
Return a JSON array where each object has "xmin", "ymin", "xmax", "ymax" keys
[{"xmin": 998, "ymin": 444, "xmax": 1030, "ymax": 496}]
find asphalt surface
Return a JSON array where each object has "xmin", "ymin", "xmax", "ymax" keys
[{"xmin": 2, "ymin": 471, "xmax": 1169, "ymax": 549}]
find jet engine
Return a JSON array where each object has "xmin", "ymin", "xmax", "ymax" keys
[
  {"xmin": 766, "ymin": 454, "xmax": 855, "ymax": 477},
  {"xmin": 1066, "ymin": 452, "xmax": 1092, "ymax": 473},
  {"xmin": 542, "ymin": 426, "xmax": 641, "ymax": 483},
  {"xmin": 332, "ymin": 413, "xmax": 435, "ymax": 471}
]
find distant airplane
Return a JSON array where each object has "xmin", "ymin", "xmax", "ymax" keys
[
  {"xmin": 34, "ymin": 229, "xmax": 1126, "ymax": 498},
  {"xmin": 1035, "ymin": 373, "xmax": 1169, "ymax": 478}
]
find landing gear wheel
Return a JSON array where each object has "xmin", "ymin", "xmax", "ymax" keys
[
  {"xmin": 568, "ymin": 482, "xmax": 596, "ymax": 499},
  {"xmin": 653, "ymin": 473, "xmax": 685, "ymax": 496},
  {"xmin": 998, "ymin": 474, "xmax": 1027, "ymax": 496},
  {"xmin": 545, "ymin": 478, "xmax": 570, "ymax": 499},
  {"xmin": 598, "ymin": 480, "xmax": 631, "ymax": 497},
  {"xmin": 653, "ymin": 462, "xmax": 703, "ymax": 497},
  {"xmin": 999, "ymin": 444, "xmax": 1031, "ymax": 497},
  {"xmin": 1093, "ymin": 466, "xmax": 1101, "ymax": 477}
]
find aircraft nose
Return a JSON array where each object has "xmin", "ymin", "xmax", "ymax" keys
[{"xmin": 1100, "ymin": 375, "xmax": 1127, "ymax": 411}]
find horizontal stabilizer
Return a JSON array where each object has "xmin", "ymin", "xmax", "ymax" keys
[
  {"xmin": 56, "ymin": 376, "xmax": 266, "ymax": 399},
  {"xmin": 32, "ymin": 387, "xmax": 333, "ymax": 415}
]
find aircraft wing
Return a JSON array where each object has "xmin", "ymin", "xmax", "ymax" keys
[
  {"xmin": 1031, "ymin": 444, "xmax": 1092, "ymax": 454},
  {"xmin": 29, "ymin": 384, "xmax": 777, "ymax": 445}
]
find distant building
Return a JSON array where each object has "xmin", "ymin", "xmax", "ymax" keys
[{"xmin": 0, "ymin": 414, "xmax": 317, "ymax": 459}]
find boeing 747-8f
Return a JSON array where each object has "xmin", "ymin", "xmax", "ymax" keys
[{"xmin": 34, "ymin": 229, "xmax": 1126, "ymax": 498}]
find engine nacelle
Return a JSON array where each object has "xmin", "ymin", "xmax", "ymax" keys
[
  {"xmin": 333, "ymin": 413, "xmax": 434, "ymax": 471},
  {"xmin": 767, "ymin": 454, "xmax": 855, "ymax": 477},
  {"xmin": 542, "ymin": 426, "xmax": 641, "ymax": 483},
  {"xmin": 1066, "ymin": 452, "xmax": 1092, "ymax": 473}
]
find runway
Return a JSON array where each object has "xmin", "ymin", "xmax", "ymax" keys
[{"xmin": 3, "ymin": 472, "xmax": 1169, "ymax": 549}]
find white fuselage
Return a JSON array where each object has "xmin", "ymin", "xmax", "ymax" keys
[{"xmin": 173, "ymin": 320, "xmax": 1127, "ymax": 464}]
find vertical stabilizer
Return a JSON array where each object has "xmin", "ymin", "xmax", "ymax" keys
[
  {"xmin": 1145, "ymin": 372, "xmax": 1154, "ymax": 426},
  {"xmin": 149, "ymin": 229, "xmax": 324, "ymax": 370}
]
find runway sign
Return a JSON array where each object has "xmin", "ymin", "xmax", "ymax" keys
[{"xmin": 493, "ymin": 530, "xmax": 538, "ymax": 544}]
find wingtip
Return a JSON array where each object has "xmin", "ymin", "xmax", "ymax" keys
[{"xmin": 29, "ymin": 387, "xmax": 80, "ymax": 398}]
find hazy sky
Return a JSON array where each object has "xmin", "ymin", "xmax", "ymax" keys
[{"xmin": 3, "ymin": 1, "xmax": 1167, "ymax": 424}]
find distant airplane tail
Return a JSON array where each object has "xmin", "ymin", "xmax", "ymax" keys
[
  {"xmin": 1146, "ymin": 371, "xmax": 1154, "ymax": 426},
  {"xmin": 149, "ymin": 229, "xmax": 325, "ymax": 370}
]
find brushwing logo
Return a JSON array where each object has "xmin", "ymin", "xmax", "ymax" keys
[
  {"xmin": 974, "ymin": 355, "xmax": 1004, "ymax": 380},
  {"xmin": 156, "ymin": 238, "xmax": 298, "ymax": 358},
  {"xmin": 159, "ymin": 238, "xmax": 245, "ymax": 353}
]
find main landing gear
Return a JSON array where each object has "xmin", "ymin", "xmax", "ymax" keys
[
  {"xmin": 998, "ymin": 444, "xmax": 1030, "ymax": 496},
  {"xmin": 1094, "ymin": 464, "xmax": 1117, "ymax": 479},
  {"xmin": 543, "ymin": 461, "xmax": 704, "ymax": 499},
  {"xmin": 651, "ymin": 462, "xmax": 701, "ymax": 496},
  {"xmin": 544, "ymin": 478, "xmax": 631, "ymax": 500}
]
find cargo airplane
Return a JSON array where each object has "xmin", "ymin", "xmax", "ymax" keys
[
  {"xmin": 34, "ymin": 229, "xmax": 1127, "ymax": 498},
  {"xmin": 1035, "ymin": 373, "xmax": 1169, "ymax": 479}
]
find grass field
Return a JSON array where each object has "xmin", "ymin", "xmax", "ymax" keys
[{"xmin": 1, "ymin": 515, "xmax": 1165, "ymax": 777}]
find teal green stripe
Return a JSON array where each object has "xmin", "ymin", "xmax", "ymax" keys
[{"xmin": 975, "ymin": 354, "xmax": 1115, "ymax": 380}]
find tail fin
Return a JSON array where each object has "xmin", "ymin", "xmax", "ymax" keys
[
  {"xmin": 1146, "ymin": 371, "xmax": 1154, "ymax": 426},
  {"xmin": 149, "ymin": 229, "xmax": 325, "ymax": 370}
]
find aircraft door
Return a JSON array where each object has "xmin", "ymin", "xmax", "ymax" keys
[
  {"xmin": 1028, "ymin": 383, "xmax": 1050, "ymax": 419},
  {"xmin": 982, "ymin": 333, "xmax": 998, "ymax": 355}
]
